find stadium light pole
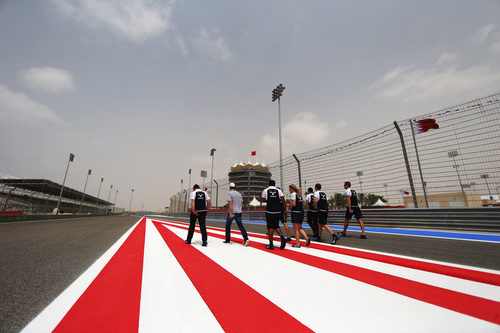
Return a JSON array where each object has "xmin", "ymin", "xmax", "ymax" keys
[
  {"xmin": 107, "ymin": 184, "xmax": 113, "ymax": 202},
  {"xmin": 129, "ymin": 189, "xmax": 135, "ymax": 214},
  {"xmin": 180, "ymin": 179, "xmax": 184, "ymax": 211},
  {"xmin": 113, "ymin": 189, "xmax": 118, "ymax": 214},
  {"xmin": 184, "ymin": 168, "xmax": 192, "ymax": 213},
  {"xmin": 272, "ymin": 83, "xmax": 285, "ymax": 190},
  {"xmin": 448, "ymin": 150, "xmax": 468, "ymax": 206},
  {"xmin": 78, "ymin": 169, "xmax": 91, "ymax": 214},
  {"xmin": 213, "ymin": 179, "xmax": 219, "ymax": 212},
  {"xmin": 356, "ymin": 171, "xmax": 364, "ymax": 193},
  {"xmin": 94, "ymin": 177, "xmax": 104, "ymax": 214},
  {"xmin": 210, "ymin": 148, "xmax": 216, "ymax": 199},
  {"xmin": 182, "ymin": 189, "xmax": 188, "ymax": 213},
  {"xmin": 201, "ymin": 170, "xmax": 207, "ymax": 190},
  {"xmin": 106, "ymin": 184, "xmax": 113, "ymax": 214},
  {"xmin": 383, "ymin": 183, "xmax": 389, "ymax": 204},
  {"xmin": 56, "ymin": 153, "xmax": 75, "ymax": 214}
]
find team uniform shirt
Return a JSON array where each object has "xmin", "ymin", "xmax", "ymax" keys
[
  {"xmin": 190, "ymin": 189, "xmax": 210, "ymax": 212},
  {"xmin": 345, "ymin": 188, "xmax": 360, "ymax": 207},
  {"xmin": 345, "ymin": 187, "xmax": 363, "ymax": 219},
  {"xmin": 306, "ymin": 193, "xmax": 316, "ymax": 211},
  {"xmin": 314, "ymin": 191, "xmax": 329, "ymax": 212},
  {"xmin": 227, "ymin": 190, "xmax": 243, "ymax": 214},
  {"xmin": 261, "ymin": 186, "xmax": 284, "ymax": 214},
  {"xmin": 290, "ymin": 192, "xmax": 304, "ymax": 212}
]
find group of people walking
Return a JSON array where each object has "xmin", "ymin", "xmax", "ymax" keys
[{"xmin": 185, "ymin": 179, "xmax": 367, "ymax": 248}]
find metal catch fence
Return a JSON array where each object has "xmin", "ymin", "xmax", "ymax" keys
[{"xmin": 170, "ymin": 92, "xmax": 500, "ymax": 211}]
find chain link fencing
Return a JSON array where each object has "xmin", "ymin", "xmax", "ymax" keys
[{"xmin": 170, "ymin": 91, "xmax": 500, "ymax": 212}]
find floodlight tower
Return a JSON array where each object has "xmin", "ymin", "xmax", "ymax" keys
[
  {"xmin": 56, "ymin": 153, "xmax": 75, "ymax": 214},
  {"xmin": 272, "ymin": 83, "xmax": 286, "ymax": 189}
]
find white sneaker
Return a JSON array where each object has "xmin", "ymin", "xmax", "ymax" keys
[{"xmin": 244, "ymin": 239, "xmax": 250, "ymax": 246}]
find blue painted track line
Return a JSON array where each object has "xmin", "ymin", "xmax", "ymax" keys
[{"xmin": 205, "ymin": 218, "xmax": 500, "ymax": 243}]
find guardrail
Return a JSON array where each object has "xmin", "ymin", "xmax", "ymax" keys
[
  {"xmin": 0, "ymin": 213, "xmax": 121, "ymax": 223},
  {"xmin": 164, "ymin": 207, "xmax": 500, "ymax": 232}
]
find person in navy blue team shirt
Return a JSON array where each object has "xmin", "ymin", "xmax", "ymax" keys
[
  {"xmin": 261, "ymin": 180, "xmax": 288, "ymax": 250},
  {"xmin": 342, "ymin": 181, "xmax": 367, "ymax": 239},
  {"xmin": 277, "ymin": 187, "xmax": 292, "ymax": 242},
  {"xmin": 313, "ymin": 183, "xmax": 339, "ymax": 245},
  {"xmin": 185, "ymin": 184, "xmax": 210, "ymax": 246},
  {"xmin": 288, "ymin": 184, "xmax": 310, "ymax": 248},
  {"xmin": 305, "ymin": 187, "xmax": 319, "ymax": 238}
]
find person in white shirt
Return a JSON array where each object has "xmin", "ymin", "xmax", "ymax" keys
[
  {"xmin": 185, "ymin": 184, "xmax": 210, "ymax": 246},
  {"xmin": 224, "ymin": 183, "xmax": 249, "ymax": 246}
]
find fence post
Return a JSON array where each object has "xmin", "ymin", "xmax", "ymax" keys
[
  {"xmin": 410, "ymin": 120, "xmax": 429, "ymax": 208},
  {"xmin": 292, "ymin": 154, "xmax": 302, "ymax": 189},
  {"xmin": 393, "ymin": 121, "xmax": 418, "ymax": 208}
]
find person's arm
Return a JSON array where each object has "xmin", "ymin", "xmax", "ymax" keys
[
  {"xmin": 207, "ymin": 199, "xmax": 211, "ymax": 210},
  {"xmin": 281, "ymin": 196, "xmax": 287, "ymax": 214},
  {"xmin": 261, "ymin": 189, "xmax": 267, "ymax": 203},
  {"xmin": 347, "ymin": 195, "xmax": 352, "ymax": 213},
  {"xmin": 313, "ymin": 196, "xmax": 318, "ymax": 208},
  {"xmin": 290, "ymin": 192, "xmax": 296, "ymax": 208},
  {"xmin": 191, "ymin": 199, "xmax": 197, "ymax": 215},
  {"xmin": 229, "ymin": 200, "xmax": 233, "ymax": 218}
]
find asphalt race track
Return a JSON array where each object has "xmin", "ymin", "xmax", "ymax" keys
[
  {"xmin": 1, "ymin": 215, "xmax": 499, "ymax": 332},
  {"xmin": 0, "ymin": 216, "xmax": 138, "ymax": 332}
]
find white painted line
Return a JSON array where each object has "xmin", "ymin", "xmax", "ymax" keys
[
  {"xmin": 138, "ymin": 219, "xmax": 223, "ymax": 332},
  {"xmin": 164, "ymin": 224, "xmax": 500, "ymax": 333}
]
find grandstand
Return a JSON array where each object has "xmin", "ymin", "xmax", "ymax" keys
[{"xmin": 0, "ymin": 178, "xmax": 113, "ymax": 215}]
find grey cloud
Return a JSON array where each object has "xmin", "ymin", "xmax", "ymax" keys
[
  {"xmin": 0, "ymin": 84, "xmax": 64, "ymax": 125},
  {"xmin": 19, "ymin": 67, "xmax": 74, "ymax": 94},
  {"xmin": 193, "ymin": 28, "xmax": 232, "ymax": 61},
  {"xmin": 51, "ymin": 0, "xmax": 175, "ymax": 42}
]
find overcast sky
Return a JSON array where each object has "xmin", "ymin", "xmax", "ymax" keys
[{"xmin": 1, "ymin": 0, "xmax": 500, "ymax": 211}]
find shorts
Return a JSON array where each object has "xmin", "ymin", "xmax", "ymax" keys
[
  {"xmin": 345, "ymin": 207, "xmax": 363, "ymax": 219},
  {"xmin": 291, "ymin": 210, "xmax": 304, "ymax": 223},
  {"xmin": 307, "ymin": 210, "xmax": 318, "ymax": 223},
  {"xmin": 266, "ymin": 212, "xmax": 281, "ymax": 229},
  {"xmin": 318, "ymin": 211, "xmax": 328, "ymax": 225}
]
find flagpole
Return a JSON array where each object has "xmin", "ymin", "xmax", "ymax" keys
[{"xmin": 410, "ymin": 120, "xmax": 429, "ymax": 208}]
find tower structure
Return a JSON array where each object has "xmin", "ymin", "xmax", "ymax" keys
[{"xmin": 228, "ymin": 162, "xmax": 271, "ymax": 208}]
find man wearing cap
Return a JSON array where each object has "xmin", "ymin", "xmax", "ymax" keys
[
  {"xmin": 224, "ymin": 183, "xmax": 249, "ymax": 246},
  {"xmin": 185, "ymin": 184, "xmax": 210, "ymax": 246}
]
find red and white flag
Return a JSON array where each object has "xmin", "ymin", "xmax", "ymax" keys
[
  {"xmin": 412, "ymin": 119, "xmax": 439, "ymax": 134},
  {"xmin": 251, "ymin": 151, "xmax": 256, "ymax": 156}
]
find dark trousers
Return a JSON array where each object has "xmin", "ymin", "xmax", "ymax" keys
[
  {"xmin": 225, "ymin": 213, "xmax": 248, "ymax": 241},
  {"xmin": 187, "ymin": 211, "xmax": 207, "ymax": 243},
  {"xmin": 307, "ymin": 210, "xmax": 319, "ymax": 236}
]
